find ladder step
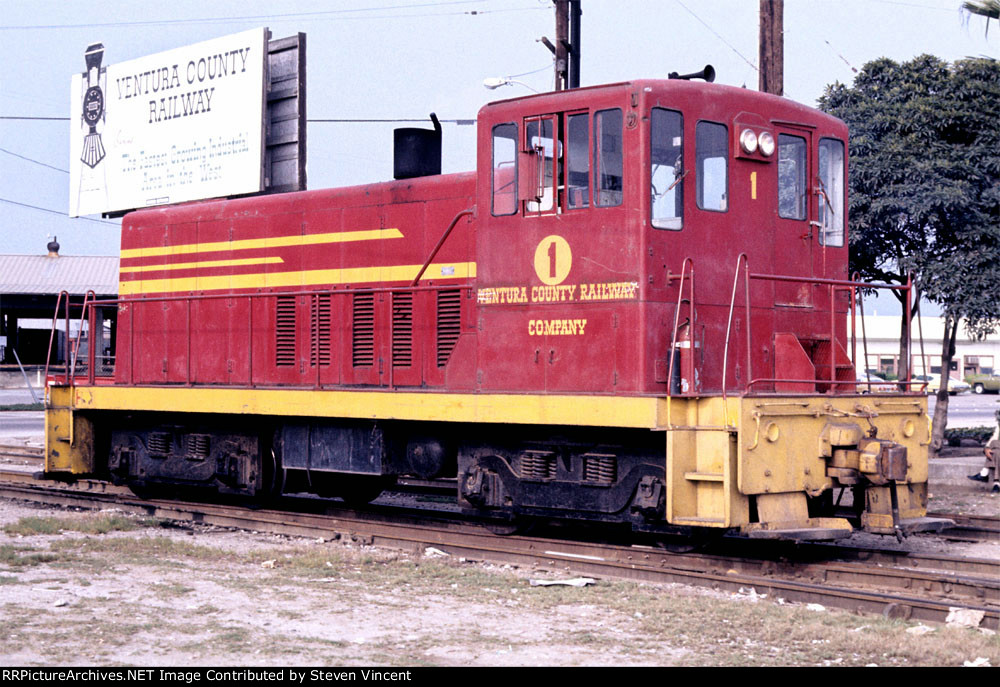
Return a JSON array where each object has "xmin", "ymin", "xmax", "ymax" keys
[
  {"xmin": 683, "ymin": 471, "xmax": 724, "ymax": 482},
  {"xmin": 673, "ymin": 516, "xmax": 727, "ymax": 524}
]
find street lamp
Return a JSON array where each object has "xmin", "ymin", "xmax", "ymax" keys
[{"xmin": 483, "ymin": 77, "xmax": 539, "ymax": 93}]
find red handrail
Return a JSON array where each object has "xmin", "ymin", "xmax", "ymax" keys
[
  {"xmin": 69, "ymin": 290, "xmax": 97, "ymax": 381},
  {"xmin": 115, "ymin": 283, "xmax": 473, "ymax": 390},
  {"xmin": 43, "ymin": 291, "xmax": 70, "ymax": 389}
]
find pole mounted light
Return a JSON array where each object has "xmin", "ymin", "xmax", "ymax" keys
[{"xmin": 483, "ymin": 77, "xmax": 539, "ymax": 93}]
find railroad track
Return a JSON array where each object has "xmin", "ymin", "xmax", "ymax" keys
[
  {"xmin": 0, "ymin": 468, "xmax": 997, "ymax": 630},
  {"xmin": 2, "ymin": 444, "xmax": 998, "ymax": 544}
]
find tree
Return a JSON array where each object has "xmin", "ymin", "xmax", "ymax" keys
[
  {"xmin": 819, "ymin": 56, "xmax": 1000, "ymax": 453},
  {"xmin": 962, "ymin": 0, "xmax": 1000, "ymax": 36}
]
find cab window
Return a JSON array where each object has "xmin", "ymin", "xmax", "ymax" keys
[
  {"xmin": 818, "ymin": 138, "xmax": 845, "ymax": 246},
  {"xmin": 651, "ymin": 107, "xmax": 684, "ymax": 230},
  {"xmin": 566, "ymin": 112, "xmax": 589, "ymax": 209},
  {"xmin": 594, "ymin": 108, "xmax": 623, "ymax": 207},
  {"xmin": 525, "ymin": 117, "xmax": 560, "ymax": 213},
  {"xmin": 778, "ymin": 134, "xmax": 807, "ymax": 220},
  {"xmin": 696, "ymin": 121, "xmax": 728, "ymax": 212},
  {"xmin": 491, "ymin": 123, "xmax": 517, "ymax": 216}
]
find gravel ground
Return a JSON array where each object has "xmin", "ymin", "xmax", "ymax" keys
[{"xmin": 0, "ymin": 482, "xmax": 997, "ymax": 668}]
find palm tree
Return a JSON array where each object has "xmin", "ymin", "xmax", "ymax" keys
[{"xmin": 962, "ymin": 0, "xmax": 1000, "ymax": 36}]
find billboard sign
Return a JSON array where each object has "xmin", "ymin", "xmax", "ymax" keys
[{"xmin": 69, "ymin": 28, "xmax": 268, "ymax": 217}]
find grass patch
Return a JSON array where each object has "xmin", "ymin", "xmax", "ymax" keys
[
  {"xmin": 0, "ymin": 403, "xmax": 43, "ymax": 411},
  {"xmin": 50, "ymin": 535, "xmax": 236, "ymax": 565},
  {"xmin": 0, "ymin": 544, "xmax": 62, "ymax": 568},
  {"xmin": 149, "ymin": 582, "xmax": 196, "ymax": 597},
  {"xmin": 4, "ymin": 514, "xmax": 155, "ymax": 536}
]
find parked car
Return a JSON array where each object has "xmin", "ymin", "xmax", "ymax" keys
[
  {"xmin": 913, "ymin": 373, "xmax": 971, "ymax": 395},
  {"xmin": 855, "ymin": 373, "xmax": 895, "ymax": 393},
  {"xmin": 965, "ymin": 373, "xmax": 1000, "ymax": 395}
]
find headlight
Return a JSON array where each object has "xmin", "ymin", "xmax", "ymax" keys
[
  {"xmin": 739, "ymin": 128, "xmax": 758, "ymax": 154},
  {"xmin": 758, "ymin": 131, "xmax": 775, "ymax": 157}
]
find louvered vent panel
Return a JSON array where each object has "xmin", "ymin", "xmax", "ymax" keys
[
  {"xmin": 275, "ymin": 296, "xmax": 296, "ymax": 367},
  {"xmin": 352, "ymin": 293, "xmax": 375, "ymax": 367},
  {"xmin": 437, "ymin": 290, "xmax": 461, "ymax": 367},
  {"xmin": 147, "ymin": 432, "xmax": 170, "ymax": 456},
  {"xmin": 310, "ymin": 294, "xmax": 332, "ymax": 367},
  {"xmin": 392, "ymin": 292, "xmax": 413, "ymax": 368}
]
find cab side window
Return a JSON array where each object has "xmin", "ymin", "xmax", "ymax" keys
[
  {"xmin": 595, "ymin": 108, "xmax": 623, "ymax": 207},
  {"xmin": 491, "ymin": 123, "xmax": 517, "ymax": 216},
  {"xmin": 818, "ymin": 138, "xmax": 845, "ymax": 246},
  {"xmin": 778, "ymin": 134, "xmax": 807, "ymax": 220},
  {"xmin": 525, "ymin": 117, "xmax": 560, "ymax": 213},
  {"xmin": 696, "ymin": 121, "xmax": 728, "ymax": 212},
  {"xmin": 651, "ymin": 107, "xmax": 684, "ymax": 230},
  {"xmin": 566, "ymin": 112, "xmax": 589, "ymax": 209}
]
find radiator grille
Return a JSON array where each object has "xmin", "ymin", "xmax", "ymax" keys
[
  {"xmin": 352, "ymin": 292, "xmax": 375, "ymax": 367},
  {"xmin": 275, "ymin": 296, "xmax": 296, "ymax": 367},
  {"xmin": 310, "ymin": 294, "xmax": 332, "ymax": 367},
  {"xmin": 392, "ymin": 292, "xmax": 413, "ymax": 368},
  {"xmin": 437, "ymin": 289, "xmax": 461, "ymax": 367}
]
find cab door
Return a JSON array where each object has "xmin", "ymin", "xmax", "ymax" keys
[{"xmin": 771, "ymin": 126, "xmax": 814, "ymax": 307}]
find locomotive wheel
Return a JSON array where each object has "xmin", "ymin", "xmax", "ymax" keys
[
  {"xmin": 339, "ymin": 476, "xmax": 396, "ymax": 507},
  {"xmin": 481, "ymin": 517, "xmax": 532, "ymax": 536}
]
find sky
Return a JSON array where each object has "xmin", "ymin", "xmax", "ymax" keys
[{"xmin": 1, "ymin": 0, "xmax": 997, "ymax": 260}]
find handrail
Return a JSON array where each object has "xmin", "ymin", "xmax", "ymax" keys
[
  {"xmin": 726, "ymin": 263, "xmax": 917, "ymax": 397},
  {"xmin": 722, "ymin": 253, "xmax": 752, "ymax": 405},
  {"xmin": 666, "ymin": 257, "xmax": 695, "ymax": 397},
  {"xmin": 855, "ymin": 272, "xmax": 871, "ymax": 394},
  {"xmin": 69, "ymin": 290, "xmax": 97, "ymax": 381},
  {"xmin": 411, "ymin": 208, "xmax": 474, "ymax": 287},
  {"xmin": 116, "ymin": 283, "xmax": 474, "ymax": 391},
  {"xmin": 43, "ymin": 290, "xmax": 70, "ymax": 392},
  {"xmin": 746, "ymin": 377, "xmax": 928, "ymax": 392}
]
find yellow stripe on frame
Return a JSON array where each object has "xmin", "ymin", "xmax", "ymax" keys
[
  {"xmin": 119, "ymin": 257, "xmax": 285, "ymax": 274},
  {"xmin": 69, "ymin": 386, "xmax": 668, "ymax": 430},
  {"xmin": 118, "ymin": 262, "xmax": 477, "ymax": 295},
  {"xmin": 120, "ymin": 228, "xmax": 405, "ymax": 260}
]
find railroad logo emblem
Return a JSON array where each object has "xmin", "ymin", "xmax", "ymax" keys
[
  {"xmin": 534, "ymin": 235, "xmax": 572, "ymax": 286},
  {"xmin": 79, "ymin": 43, "xmax": 107, "ymax": 169}
]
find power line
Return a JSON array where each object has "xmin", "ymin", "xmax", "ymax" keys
[
  {"xmin": 0, "ymin": 198, "xmax": 119, "ymax": 225},
  {"xmin": 674, "ymin": 0, "xmax": 758, "ymax": 74},
  {"xmin": 0, "ymin": 147, "xmax": 68, "ymax": 174},
  {"xmin": 0, "ymin": 116, "xmax": 68, "ymax": 121},
  {"xmin": 1, "ymin": 116, "xmax": 476, "ymax": 124},
  {"xmin": 0, "ymin": 1, "xmax": 545, "ymax": 31}
]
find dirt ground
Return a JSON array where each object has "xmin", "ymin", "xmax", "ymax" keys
[{"xmin": 0, "ymin": 485, "xmax": 997, "ymax": 668}]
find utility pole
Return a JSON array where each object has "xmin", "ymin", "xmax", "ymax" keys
[
  {"xmin": 758, "ymin": 0, "xmax": 783, "ymax": 96},
  {"xmin": 542, "ymin": 0, "xmax": 581, "ymax": 91},
  {"xmin": 569, "ymin": 0, "xmax": 581, "ymax": 88},
  {"xmin": 555, "ymin": 0, "xmax": 569, "ymax": 91}
]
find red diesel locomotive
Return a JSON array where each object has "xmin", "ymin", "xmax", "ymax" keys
[{"xmin": 46, "ymin": 75, "xmax": 941, "ymax": 540}]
